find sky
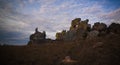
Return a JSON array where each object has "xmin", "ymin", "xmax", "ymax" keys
[{"xmin": 0, "ymin": 0, "xmax": 120, "ymax": 45}]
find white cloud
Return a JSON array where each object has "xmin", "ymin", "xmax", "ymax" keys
[{"xmin": 18, "ymin": 0, "xmax": 108, "ymax": 38}]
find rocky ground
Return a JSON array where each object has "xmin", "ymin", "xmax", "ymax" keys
[{"xmin": 0, "ymin": 34, "xmax": 120, "ymax": 65}]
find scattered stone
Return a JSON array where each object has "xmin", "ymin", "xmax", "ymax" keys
[
  {"xmin": 62, "ymin": 56, "xmax": 77, "ymax": 63},
  {"xmin": 93, "ymin": 42, "xmax": 104, "ymax": 48}
]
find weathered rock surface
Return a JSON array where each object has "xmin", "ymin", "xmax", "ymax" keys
[{"xmin": 56, "ymin": 18, "xmax": 91, "ymax": 41}]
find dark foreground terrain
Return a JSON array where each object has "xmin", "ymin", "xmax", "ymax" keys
[{"xmin": 0, "ymin": 34, "xmax": 120, "ymax": 65}]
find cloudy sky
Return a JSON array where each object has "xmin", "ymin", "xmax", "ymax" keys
[{"xmin": 0, "ymin": 0, "xmax": 120, "ymax": 45}]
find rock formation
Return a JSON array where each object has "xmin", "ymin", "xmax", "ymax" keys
[
  {"xmin": 28, "ymin": 28, "xmax": 46, "ymax": 45},
  {"xmin": 108, "ymin": 23, "xmax": 120, "ymax": 34},
  {"xmin": 70, "ymin": 18, "xmax": 81, "ymax": 31},
  {"xmin": 56, "ymin": 18, "xmax": 91, "ymax": 41},
  {"xmin": 92, "ymin": 22, "xmax": 107, "ymax": 32},
  {"xmin": 55, "ymin": 18, "xmax": 119, "ymax": 41},
  {"xmin": 89, "ymin": 22, "xmax": 107, "ymax": 37},
  {"xmin": 56, "ymin": 30, "xmax": 66, "ymax": 40},
  {"xmin": 28, "ymin": 18, "xmax": 120, "ymax": 45}
]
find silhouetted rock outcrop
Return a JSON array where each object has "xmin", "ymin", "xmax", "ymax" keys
[
  {"xmin": 28, "ymin": 28, "xmax": 46, "ymax": 45},
  {"xmin": 55, "ymin": 18, "xmax": 120, "ymax": 41},
  {"xmin": 108, "ymin": 23, "xmax": 120, "ymax": 34},
  {"xmin": 28, "ymin": 18, "xmax": 120, "ymax": 45},
  {"xmin": 92, "ymin": 22, "xmax": 107, "ymax": 32}
]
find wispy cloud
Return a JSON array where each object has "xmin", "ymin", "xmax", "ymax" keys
[{"xmin": 99, "ymin": 8, "xmax": 120, "ymax": 24}]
